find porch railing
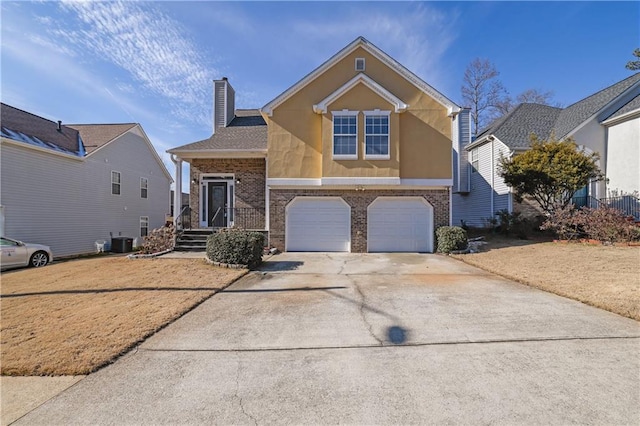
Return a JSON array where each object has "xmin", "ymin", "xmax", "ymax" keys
[
  {"xmin": 211, "ymin": 207, "xmax": 265, "ymax": 230},
  {"xmin": 177, "ymin": 205, "xmax": 191, "ymax": 230}
]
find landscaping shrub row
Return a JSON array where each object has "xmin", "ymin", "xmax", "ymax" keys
[{"xmin": 541, "ymin": 205, "xmax": 640, "ymax": 243}]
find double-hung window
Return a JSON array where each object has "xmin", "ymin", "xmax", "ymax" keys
[
  {"xmin": 470, "ymin": 148, "xmax": 479, "ymax": 173},
  {"xmin": 364, "ymin": 111, "xmax": 390, "ymax": 159},
  {"xmin": 140, "ymin": 216, "xmax": 149, "ymax": 237},
  {"xmin": 111, "ymin": 171, "xmax": 121, "ymax": 195},
  {"xmin": 332, "ymin": 110, "xmax": 358, "ymax": 159},
  {"xmin": 140, "ymin": 177, "xmax": 148, "ymax": 199}
]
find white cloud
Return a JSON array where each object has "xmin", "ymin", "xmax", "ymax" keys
[{"xmin": 48, "ymin": 0, "xmax": 219, "ymax": 128}]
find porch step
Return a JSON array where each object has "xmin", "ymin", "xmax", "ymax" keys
[{"xmin": 174, "ymin": 230, "xmax": 211, "ymax": 252}]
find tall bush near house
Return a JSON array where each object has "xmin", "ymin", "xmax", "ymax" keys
[
  {"xmin": 579, "ymin": 207, "xmax": 639, "ymax": 243},
  {"xmin": 141, "ymin": 224, "xmax": 175, "ymax": 254},
  {"xmin": 207, "ymin": 229, "xmax": 265, "ymax": 268},
  {"xmin": 436, "ymin": 226, "xmax": 468, "ymax": 253}
]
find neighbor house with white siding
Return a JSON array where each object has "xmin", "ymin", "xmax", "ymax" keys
[
  {"xmin": 453, "ymin": 73, "xmax": 640, "ymax": 227},
  {"xmin": 0, "ymin": 103, "xmax": 172, "ymax": 257}
]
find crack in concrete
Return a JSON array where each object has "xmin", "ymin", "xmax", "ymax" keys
[
  {"xmin": 352, "ymin": 279, "xmax": 384, "ymax": 346},
  {"xmin": 234, "ymin": 354, "xmax": 258, "ymax": 426},
  {"xmin": 324, "ymin": 253, "xmax": 347, "ymax": 275}
]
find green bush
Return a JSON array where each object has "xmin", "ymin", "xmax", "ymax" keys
[
  {"xmin": 436, "ymin": 226, "xmax": 468, "ymax": 253},
  {"xmin": 206, "ymin": 229, "xmax": 265, "ymax": 268}
]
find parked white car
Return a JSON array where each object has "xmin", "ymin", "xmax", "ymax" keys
[{"xmin": 0, "ymin": 237, "xmax": 53, "ymax": 270}]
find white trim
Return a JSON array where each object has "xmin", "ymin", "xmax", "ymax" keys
[
  {"xmin": 602, "ymin": 107, "xmax": 640, "ymax": 126},
  {"xmin": 400, "ymin": 178, "xmax": 453, "ymax": 186},
  {"xmin": 314, "ymin": 75, "xmax": 408, "ymax": 114},
  {"xmin": 197, "ymin": 174, "xmax": 236, "ymax": 228},
  {"xmin": 0, "ymin": 137, "xmax": 84, "ymax": 161},
  {"xmin": 266, "ymin": 177, "xmax": 452, "ymax": 187},
  {"xmin": 322, "ymin": 177, "xmax": 401, "ymax": 186},
  {"xmin": 363, "ymin": 110, "xmax": 391, "ymax": 160},
  {"xmin": 261, "ymin": 36, "xmax": 459, "ymax": 116},
  {"xmin": 565, "ymin": 79, "xmax": 640, "ymax": 139},
  {"xmin": 167, "ymin": 149, "xmax": 267, "ymax": 160},
  {"xmin": 267, "ymin": 178, "xmax": 322, "ymax": 186},
  {"xmin": 140, "ymin": 177, "xmax": 148, "ymax": 199},
  {"xmin": 331, "ymin": 110, "xmax": 359, "ymax": 160},
  {"xmin": 111, "ymin": 170, "xmax": 121, "ymax": 196}
]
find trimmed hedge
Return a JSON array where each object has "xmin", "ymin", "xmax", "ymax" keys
[
  {"xmin": 436, "ymin": 226, "xmax": 468, "ymax": 253},
  {"xmin": 206, "ymin": 229, "xmax": 265, "ymax": 268}
]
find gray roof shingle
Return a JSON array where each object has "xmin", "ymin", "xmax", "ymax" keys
[
  {"xmin": 170, "ymin": 109, "xmax": 266, "ymax": 152},
  {"xmin": 604, "ymin": 93, "xmax": 640, "ymax": 121},
  {"xmin": 0, "ymin": 103, "xmax": 83, "ymax": 155},
  {"xmin": 554, "ymin": 73, "xmax": 640, "ymax": 137},
  {"xmin": 476, "ymin": 103, "xmax": 562, "ymax": 149}
]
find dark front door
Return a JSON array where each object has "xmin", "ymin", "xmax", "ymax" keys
[{"xmin": 207, "ymin": 182, "xmax": 227, "ymax": 227}]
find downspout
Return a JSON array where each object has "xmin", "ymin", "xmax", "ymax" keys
[{"xmin": 265, "ymin": 157, "xmax": 270, "ymax": 232}]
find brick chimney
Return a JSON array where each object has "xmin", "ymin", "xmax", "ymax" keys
[{"xmin": 213, "ymin": 77, "xmax": 235, "ymax": 134}]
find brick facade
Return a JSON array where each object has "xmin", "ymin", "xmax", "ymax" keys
[
  {"xmin": 269, "ymin": 188, "xmax": 450, "ymax": 252},
  {"xmin": 190, "ymin": 158, "xmax": 266, "ymax": 229}
]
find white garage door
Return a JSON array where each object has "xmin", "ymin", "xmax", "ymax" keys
[
  {"xmin": 368, "ymin": 197, "xmax": 433, "ymax": 253},
  {"xmin": 286, "ymin": 197, "xmax": 351, "ymax": 252}
]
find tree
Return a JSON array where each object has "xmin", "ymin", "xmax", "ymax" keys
[
  {"xmin": 498, "ymin": 134, "xmax": 603, "ymax": 215},
  {"xmin": 626, "ymin": 48, "xmax": 640, "ymax": 70},
  {"xmin": 461, "ymin": 58, "xmax": 509, "ymax": 136},
  {"xmin": 493, "ymin": 89, "xmax": 559, "ymax": 116}
]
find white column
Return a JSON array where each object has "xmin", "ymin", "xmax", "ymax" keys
[{"xmin": 171, "ymin": 155, "xmax": 183, "ymax": 228}]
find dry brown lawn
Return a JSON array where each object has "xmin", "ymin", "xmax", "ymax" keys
[
  {"xmin": 453, "ymin": 237, "xmax": 640, "ymax": 321},
  {"xmin": 1, "ymin": 256, "xmax": 246, "ymax": 376}
]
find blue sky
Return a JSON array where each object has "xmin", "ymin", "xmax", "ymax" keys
[{"xmin": 2, "ymin": 1, "xmax": 639, "ymax": 192}]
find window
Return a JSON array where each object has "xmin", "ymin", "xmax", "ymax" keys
[
  {"xmin": 355, "ymin": 57, "xmax": 365, "ymax": 71},
  {"xmin": 470, "ymin": 148, "xmax": 479, "ymax": 173},
  {"xmin": 140, "ymin": 216, "xmax": 149, "ymax": 237},
  {"xmin": 140, "ymin": 177, "xmax": 148, "ymax": 199},
  {"xmin": 364, "ymin": 111, "xmax": 390, "ymax": 159},
  {"xmin": 332, "ymin": 111, "xmax": 358, "ymax": 159},
  {"xmin": 111, "ymin": 171, "xmax": 121, "ymax": 195}
]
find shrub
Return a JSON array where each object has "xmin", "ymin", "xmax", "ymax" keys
[
  {"xmin": 495, "ymin": 209, "xmax": 530, "ymax": 238},
  {"xmin": 141, "ymin": 224, "xmax": 175, "ymax": 254},
  {"xmin": 542, "ymin": 205, "xmax": 639, "ymax": 243},
  {"xmin": 206, "ymin": 229, "xmax": 265, "ymax": 268},
  {"xmin": 436, "ymin": 226, "xmax": 468, "ymax": 253},
  {"xmin": 579, "ymin": 206, "xmax": 639, "ymax": 243}
]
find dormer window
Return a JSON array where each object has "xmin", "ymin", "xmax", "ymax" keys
[{"xmin": 355, "ymin": 58, "xmax": 365, "ymax": 71}]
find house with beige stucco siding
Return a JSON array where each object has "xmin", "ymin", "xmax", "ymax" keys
[{"xmin": 168, "ymin": 37, "xmax": 467, "ymax": 253}]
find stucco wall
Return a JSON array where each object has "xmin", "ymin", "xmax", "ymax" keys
[
  {"xmin": 266, "ymin": 45, "xmax": 452, "ymax": 180},
  {"xmin": 606, "ymin": 116, "xmax": 640, "ymax": 194}
]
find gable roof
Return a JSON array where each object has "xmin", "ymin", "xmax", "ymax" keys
[
  {"xmin": 67, "ymin": 123, "xmax": 137, "ymax": 154},
  {"xmin": 473, "ymin": 103, "xmax": 562, "ymax": 150},
  {"xmin": 168, "ymin": 109, "xmax": 267, "ymax": 155},
  {"xmin": 262, "ymin": 36, "xmax": 459, "ymax": 116},
  {"xmin": 313, "ymin": 73, "xmax": 408, "ymax": 114},
  {"xmin": 554, "ymin": 72, "xmax": 640, "ymax": 137},
  {"xmin": 0, "ymin": 103, "xmax": 84, "ymax": 156}
]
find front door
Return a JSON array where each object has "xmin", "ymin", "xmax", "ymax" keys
[{"xmin": 207, "ymin": 182, "xmax": 228, "ymax": 227}]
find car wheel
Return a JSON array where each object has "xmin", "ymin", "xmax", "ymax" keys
[{"xmin": 30, "ymin": 251, "xmax": 49, "ymax": 268}]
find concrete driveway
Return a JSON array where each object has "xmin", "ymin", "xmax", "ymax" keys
[{"xmin": 15, "ymin": 253, "xmax": 640, "ymax": 425}]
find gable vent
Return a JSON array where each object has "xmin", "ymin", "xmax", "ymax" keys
[{"xmin": 355, "ymin": 57, "xmax": 365, "ymax": 71}]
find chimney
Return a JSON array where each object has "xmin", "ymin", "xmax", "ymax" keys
[
  {"xmin": 57, "ymin": 120, "xmax": 62, "ymax": 132},
  {"xmin": 212, "ymin": 77, "xmax": 235, "ymax": 134}
]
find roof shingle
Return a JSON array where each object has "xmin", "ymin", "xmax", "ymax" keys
[
  {"xmin": 170, "ymin": 109, "xmax": 267, "ymax": 152},
  {"xmin": 554, "ymin": 73, "xmax": 640, "ymax": 137},
  {"xmin": 476, "ymin": 103, "xmax": 562, "ymax": 149},
  {"xmin": 0, "ymin": 103, "xmax": 83, "ymax": 155},
  {"xmin": 67, "ymin": 123, "xmax": 137, "ymax": 153},
  {"xmin": 604, "ymin": 93, "xmax": 640, "ymax": 121}
]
